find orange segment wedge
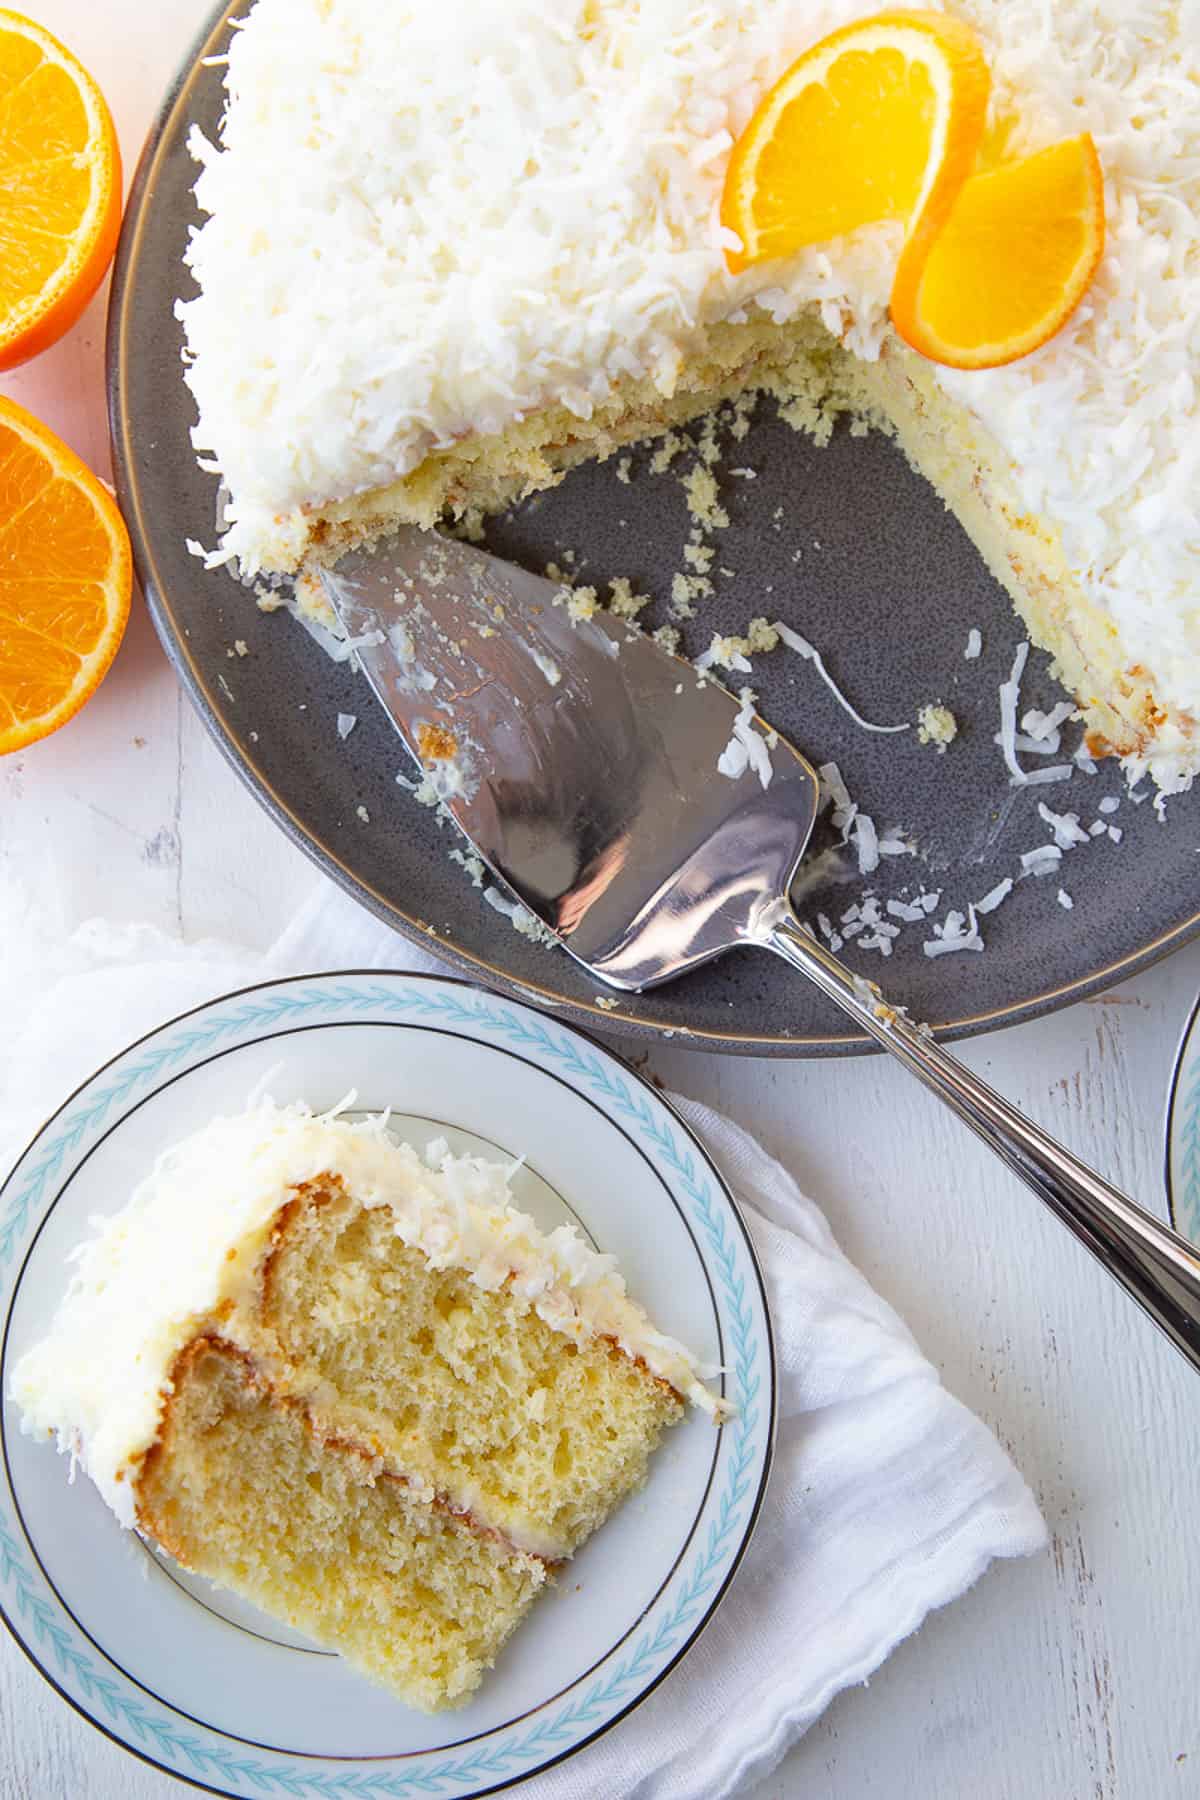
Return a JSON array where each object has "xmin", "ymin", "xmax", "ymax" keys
[
  {"xmin": 891, "ymin": 133, "xmax": 1106, "ymax": 368},
  {"xmin": 0, "ymin": 395, "xmax": 132, "ymax": 753},
  {"xmin": 0, "ymin": 10, "xmax": 122, "ymax": 371},
  {"xmin": 721, "ymin": 12, "xmax": 990, "ymax": 274}
]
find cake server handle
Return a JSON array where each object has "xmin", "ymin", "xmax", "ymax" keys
[{"xmin": 762, "ymin": 905, "xmax": 1200, "ymax": 1375}]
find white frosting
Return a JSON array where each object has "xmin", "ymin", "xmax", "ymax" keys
[
  {"xmin": 179, "ymin": 0, "xmax": 1199, "ymax": 779},
  {"xmin": 10, "ymin": 1100, "xmax": 725, "ymax": 1529},
  {"xmin": 176, "ymin": 0, "xmax": 902, "ymax": 569}
]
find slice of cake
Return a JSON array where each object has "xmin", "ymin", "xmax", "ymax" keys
[
  {"xmin": 11, "ymin": 1101, "xmax": 725, "ymax": 1711},
  {"xmin": 178, "ymin": 0, "xmax": 1199, "ymax": 792}
]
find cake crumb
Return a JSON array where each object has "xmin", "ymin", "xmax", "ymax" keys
[
  {"xmin": 608, "ymin": 576, "xmax": 650, "ymax": 618},
  {"xmin": 234, "ymin": 639, "xmax": 248, "ymax": 658},
  {"xmin": 682, "ymin": 464, "xmax": 729, "ymax": 532},
  {"xmin": 700, "ymin": 634, "xmax": 753, "ymax": 673},
  {"xmin": 728, "ymin": 393, "xmax": 756, "ymax": 440},
  {"xmin": 355, "ymin": 804, "xmax": 370, "ymax": 823},
  {"xmin": 615, "ymin": 456, "xmax": 632, "ymax": 484},
  {"xmin": 669, "ymin": 573, "xmax": 696, "ymax": 618},
  {"xmin": 594, "ymin": 995, "xmax": 620, "ymax": 1011},
  {"xmin": 744, "ymin": 617, "xmax": 779, "ymax": 654},
  {"xmin": 917, "ymin": 703, "xmax": 959, "ymax": 752},
  {"xmin": 696, "ymin": 415, "xmax": 722, "ymax": 468},
  {"xmin": 449, "ymin": 505, "xmax": 486, "ymax": 542},
  {"xmin": 449, "ymin": 846, "xmax": 485, "ymax": 888},
  {"xmin": 778, "ymin": 392, "xmax": 836, "ymax": 445},
  {"xmin": 649, "ymin": 431, "xmax": 685, "ymax": 474},
  {"xmin": 653, "ymin": 624, "xmax": 681, "ymax": 655},
  {"xmin": 417, "ymin": 721, "xmax": 459, "ymax": 762},
  {"xmin": 564, "ymin": 583, "xmax": 600, "ymax": 623}
]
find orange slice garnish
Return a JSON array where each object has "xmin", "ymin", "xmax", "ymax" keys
[
  {"xmin": 720, "ymin": 12, "xmax": 990, "ymax": 274},
  {"xmin": 0, "ymin": 395, "xmax": 132, "ymax": 753},
  {"xmin": 0, "ymin": 10, "xmax": 122, "ymax": 371},
  {"xmin": 890, "ymin": 133, "xmax": 1106, "ymax": 368}
]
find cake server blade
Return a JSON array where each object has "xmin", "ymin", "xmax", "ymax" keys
[
  {"xmin": 320, "ymin": 527, "xmax": 819, "ymax": 988},
  {"xmin": 321, "ymin": 526, "xmax": 1200, "ymax": 1383}
]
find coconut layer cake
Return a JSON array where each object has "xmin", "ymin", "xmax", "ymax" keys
[
  {"xmin": 12, "ymin": 1101, "xmax": 724, "ymax": 1711},
  {"xmin": 178, "ymin": 0, "xmax": 1199, "ymax": 792}
]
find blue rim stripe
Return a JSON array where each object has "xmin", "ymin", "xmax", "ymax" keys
[
  {"xmin": 0, "ymin": 973, "xmax": 772, "ymax": 1800},
  {"xmin": 1172, "ymin": 1008, "xmax": 1200, "ymax": 1244}
]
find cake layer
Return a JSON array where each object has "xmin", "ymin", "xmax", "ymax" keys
[
  {"xmin": 12, "ymin": 1101, "xmax": 723, "ymax": 1712},
  {"xmin": 292, "ymin": 305, "xmax": 1193, "ymax": 781},
  {"xmin": 254, "ymin": 1178, "xmax": 685, "ymax": 1559},
  {"xmin": 288, "ymin": 314, "xmax": 840, "ymax": 567},
  {"xmin": 854, "ymin": 338, "xmax": 1187, "ymax": 777},
  {"xmin": 11, "ymin": 1101, "xmax": 724, "ymax": 1529},
  {"xmin": 136, "ymin": 1337, "xmax": 545, "ymax": 1711}
]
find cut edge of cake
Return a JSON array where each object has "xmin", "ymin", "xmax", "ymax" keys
[
  {"xmin": 274, "ymin": 308, "xmax": 1194, "ymax": 790},
  {"xmin": 136, "ymin": 1332, "xmax": 550, "ymax": 1711}
]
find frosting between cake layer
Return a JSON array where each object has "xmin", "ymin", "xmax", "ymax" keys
[{"xmin": 11, "ymin": 1099, "xmax": 726, "ymax": 1529}]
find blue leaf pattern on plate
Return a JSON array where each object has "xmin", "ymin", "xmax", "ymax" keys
[{"xmin": 0, "ymin": 976, "xmax": 771, "ymax": 1799}]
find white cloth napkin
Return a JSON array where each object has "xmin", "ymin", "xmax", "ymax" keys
[{"xmin": 0, "ymin": 876, "xmax": 1046, "ymax": 1800}]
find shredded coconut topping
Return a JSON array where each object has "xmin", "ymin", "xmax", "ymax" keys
[
  {"xmin": 774, "ymin": 621, "xmax": 909, "ymax": 734},
  {"xmin": 717, "ymin": 688, "xmax": 773, "ymax": 788},
  {"xmin": 181, "ymin": 0, "xmax": 1199, "ymax": 784}
]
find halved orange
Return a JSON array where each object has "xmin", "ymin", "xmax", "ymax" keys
[
  {"xmin": 891, "ymin": 133, "xmax": 1106, "ymax": 368},
  {"xmin": 0, "ymin": 395, "xmax": 132, "ymax": 753},
  {"xmin": 0, "ymin": 10, "xmax": 122, "ymax": 371},
  {"xmin": 721, "ymin": 12, "xmax": 990, "ymax": 274}
]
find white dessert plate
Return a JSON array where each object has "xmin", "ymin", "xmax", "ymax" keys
[{"xmin": 0, "ymin": 970, "xmax": 774, "ymax": 1799}]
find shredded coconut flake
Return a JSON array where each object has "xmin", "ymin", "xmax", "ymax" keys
[
  {"xmin": 774, "ymin": 622, "xmax": 908, "ymax": 735},
  {"xmin": 1020, "ymin": 845, "xmax": 1063, "ymax": 876},
  {"xmin": 975, "ymin": 877, "xmax": 1014, "ymax": 915},
  {"xmin": 1023, "ymin": 702, "xmax": 1076, "ymax": 742},
  {"xmin": 1018, "ymin": 764, "xmax": 1075, "ymax": 787},
  {"xmin": 997, "ymin": 641, "xmax": 1031, "ymax": 784},
  {"xmin": 852, "ymin": 812, "xmax": 879, "ymax": 875},
  {"xmin": 924, "ymin": 905, "xmax": 984, "ymax": 958},
  {"xmin": 717, "ymin": 689, "xmax": 773, "ymax": 789},
  {"xmin": 1036, "ymin": 803, "xmax": 1090, "ymax": 850}
]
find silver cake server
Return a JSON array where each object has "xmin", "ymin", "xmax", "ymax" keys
[{"xmin": 322, "ymin": 528, "xmax": 1200, "ymax": 1375}]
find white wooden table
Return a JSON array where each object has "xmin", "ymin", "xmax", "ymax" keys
[{"xmin": 3, "ymin": 5, "xmax": 1199, "ymax": 1795}]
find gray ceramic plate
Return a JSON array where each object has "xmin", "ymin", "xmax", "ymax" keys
[{"xmin": 107, "ymin": 0, "xmax": 1200, "ymax": 1057}]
